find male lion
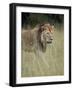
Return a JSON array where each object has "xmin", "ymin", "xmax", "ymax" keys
[
  {"xmin": 21, "ymin": 23, "xmax": 54, "ymax": 52},
  {"xmin": 21, "ymin": 23, "xmax": 54, "ymax": 77}
]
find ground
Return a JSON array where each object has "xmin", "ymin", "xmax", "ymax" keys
[{"xmin": 21, "ymin": 26, "xmax": 64, "ymax": 77}]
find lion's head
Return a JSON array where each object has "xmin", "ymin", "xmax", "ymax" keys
[{"xmin": 38, "ymin": 23, "xmax": 54, "ymax": 52}]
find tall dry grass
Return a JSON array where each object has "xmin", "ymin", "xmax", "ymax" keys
[{"xmin": 21, "ymin": 26, "xmax": 64, "ymax": 77}]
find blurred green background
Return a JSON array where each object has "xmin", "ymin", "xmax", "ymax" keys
[{"xmin": 22, "ymin": 13, "xmax": 64, "ymax": 29}]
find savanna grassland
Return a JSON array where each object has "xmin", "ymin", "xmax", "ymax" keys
[{"xmin": 21, "ymin": 25, "xmax": 64, "ymax": 77}]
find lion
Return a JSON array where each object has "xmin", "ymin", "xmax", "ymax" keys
[{"xmin": 21, "ymin": 23, "xmax": 54, "ymax": 52}]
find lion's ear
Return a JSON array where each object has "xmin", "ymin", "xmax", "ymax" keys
[
  {"xmin": 40, "ymin": 33, "xmax": 46, "ymax": 52},
  {"xmin": 39, "ymin": 24, "xmax": 45, "ymax": 32}
]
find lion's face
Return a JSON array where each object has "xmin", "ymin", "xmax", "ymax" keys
[
  {"xmin": 40, "ymin": 23, "xmax": 54, "ymax": 44},
  {"xmin": 39, "ymin": 23, "xmax": 54, "ymax": 52}
]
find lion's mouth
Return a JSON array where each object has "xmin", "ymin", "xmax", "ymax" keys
[
  {"xmin": 47, "ymin": 41, "xmax": 52, "ymax": 44},
  {"xmin": 47, "ymin": 40, "xmax": 52, "ymax": 44}
]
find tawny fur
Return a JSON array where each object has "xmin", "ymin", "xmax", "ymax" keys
[{"xmin": 21, "ymin": 23, "xmax": 54, "ymax": 52}]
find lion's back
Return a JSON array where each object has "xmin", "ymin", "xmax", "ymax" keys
[{"xmin": 21, "ymin": 29, "xmax": 38, "ymax": 52}]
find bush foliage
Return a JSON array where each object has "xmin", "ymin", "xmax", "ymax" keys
[{"xmin": 22, "ymin": 13, "xmax": 64, "ymax": 29}]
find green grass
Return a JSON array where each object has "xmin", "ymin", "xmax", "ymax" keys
[{"xmin": 21, "ymin": 26, "xmax": 64, "ymax": 77}]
